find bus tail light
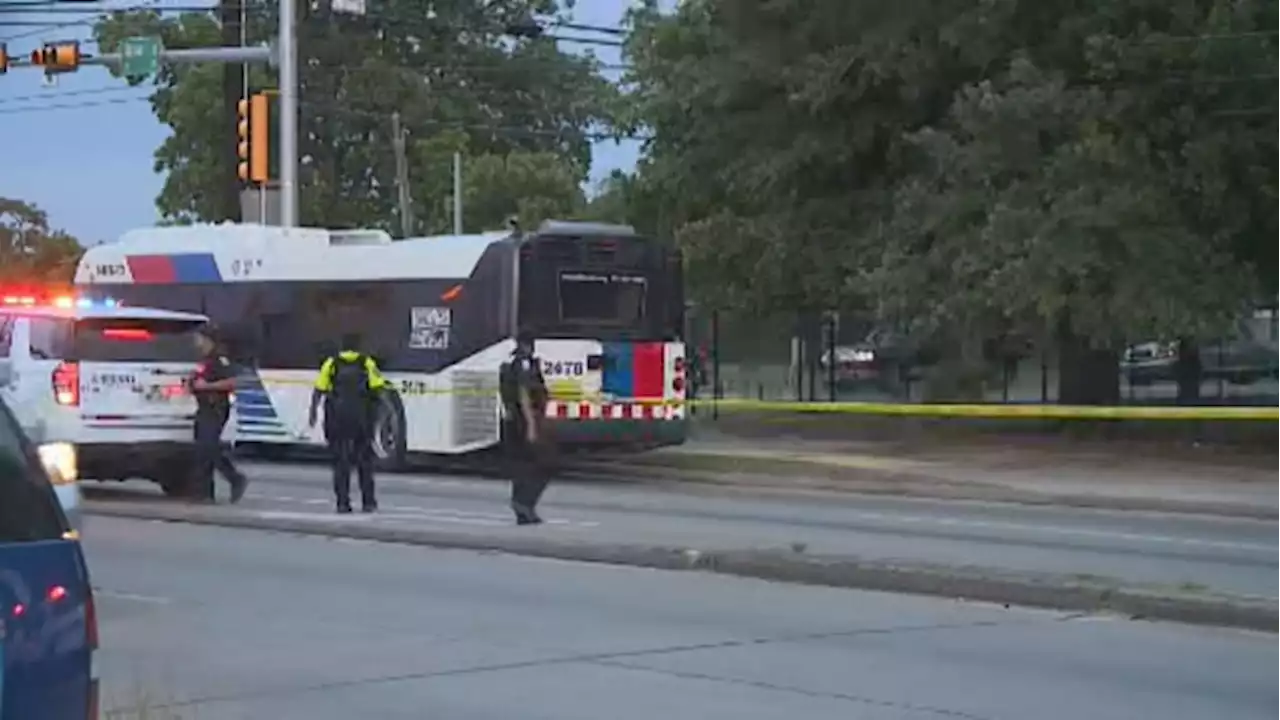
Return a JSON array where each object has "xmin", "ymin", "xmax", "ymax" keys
[
  {"xmin": 672, "ymin": 353, "xmax": 686, "ymax": 395},
  {"xmin": 52, "ymin": 361, "xmax": 80, "ymax": 406}
]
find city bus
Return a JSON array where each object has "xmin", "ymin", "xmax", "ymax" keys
[{"xmin": 73, "ymin": 220, "xmax": 688, "ymax": 468}]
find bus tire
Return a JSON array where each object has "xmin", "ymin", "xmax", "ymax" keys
[{"xmin": 372, "ymin": 391, "xmax": 409, "ymax": 472}]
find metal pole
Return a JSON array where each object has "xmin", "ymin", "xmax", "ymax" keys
[
  {"xmin": 220, "ymin": 0, "xmax": 244, "ymax": 222},
  {"xmin": 452, "ymin": 151, "xmax": 463, "ymax": 234},
  {"xmin": 391, "ymin": 112, "xmax": 414, "ymax": 237},
  {"xmin": 711, "ymin": 309, "xmax": 721, "ymax": 421},
  {"xmin": 825, "ymin": 313, "xmax": 836, "ymax": 402},
  {"xmin": 279, "ymin": 0, "xmax": 299, "ymax": 227},
  {"xmin": 8, "ymin": 46, "xmax": 274, "ymax": 70}
]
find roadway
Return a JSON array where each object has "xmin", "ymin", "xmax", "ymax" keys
[
  {"xmin": 85, "ymin": 460, "xmax": 1279, "ymax": 599},
  {"xmin": 88, "ymin": 515, "xmax": 1276, "ymax": 719}
]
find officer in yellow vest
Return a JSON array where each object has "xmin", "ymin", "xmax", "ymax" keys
[{"xmin": 308, "ymin": 333, "xmax": 388, "ymax": 513}]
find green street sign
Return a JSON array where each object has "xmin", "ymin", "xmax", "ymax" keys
[{"xmin": 120, "ymin": 36, "xmax": 162, "ymax": 79}]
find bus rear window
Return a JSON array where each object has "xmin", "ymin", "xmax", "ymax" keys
[
  {"xmin": 558, "ymin": 271, "xmax": 647, "ymax": 325},
  {"xmin": 74, "ymin": 318, "xmax": 205, "ymax": 363}
]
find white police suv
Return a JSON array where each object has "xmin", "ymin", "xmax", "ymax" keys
[{"xmin": 0, "ymin": 294, "xmax": 209, "ymax": 497}]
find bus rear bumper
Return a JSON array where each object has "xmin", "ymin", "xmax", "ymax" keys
[{"xmin": 548, "ymin": 418, "xmax": 688, "ymax": 450}]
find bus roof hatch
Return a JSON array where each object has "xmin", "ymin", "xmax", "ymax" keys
[
  {"xmin": 328, "ymin": 229, "xmax": 394, "ymax": 246},
  {"xmin": 537, "ymin": 220, "xmax": 637, "ymax": 237}
]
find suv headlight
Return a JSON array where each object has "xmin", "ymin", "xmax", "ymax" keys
[{"xmin": 37, "ymin": 442, "xmax": 78, "ymax": 486}]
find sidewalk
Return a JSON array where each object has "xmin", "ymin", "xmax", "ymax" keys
[{"xmin": 584, "ymin": 431, "xmax": 1279, "ymax": 518}]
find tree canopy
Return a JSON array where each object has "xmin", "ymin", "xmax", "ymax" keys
[
  {"xmin": 88, "ymin": 0, "xmax": 1277, "ymax": 400},
  {"xmin": 0, "ymin": 197, "xmax": 84, "ymax": 284},
  {"xmin": 93, "ymin": 0, "xmax": 614, "ymax": 232},
  {"xmin": 617, "ymin": 0, "xmax": 1277, "ymax": 397}
]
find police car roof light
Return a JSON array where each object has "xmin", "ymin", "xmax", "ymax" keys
[{"xmin": 0, "ymin": 291, "xmax": 116, "ymax": 309}]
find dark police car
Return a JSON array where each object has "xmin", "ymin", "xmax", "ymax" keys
[{"xmin": 0, "ymin": 395, "xmax": 98, "ymax": 719}]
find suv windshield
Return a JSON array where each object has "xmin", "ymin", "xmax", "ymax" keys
[
  {"xmin": 0, "ymin": 399, "xmax": 68, "ymax": 542},
  {"xmin": 73, "ymin": 317, "xmax": 205, "ymax": 363}
]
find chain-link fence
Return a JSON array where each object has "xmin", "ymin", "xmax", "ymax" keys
[{"xmin": 685, "ymin": 307, "xmax": 1279, "ymax": 407}]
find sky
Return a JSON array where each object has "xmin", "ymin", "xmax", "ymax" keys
[{"xmin": 0, "ymin": 0, "xmax": 657, "ymax": 244}]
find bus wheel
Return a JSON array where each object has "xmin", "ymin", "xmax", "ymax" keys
[{"xmin": 372, "ymin": 391, "xmax": 409, "ymax": 472}]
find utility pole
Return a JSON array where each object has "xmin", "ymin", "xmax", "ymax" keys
[
  {"xmin": 452, "ymin": 151, "xmax": 463, "ymax": 234},
  {"xmin": 220, "ymin": 0, "xmax": 244, "ymax": 222},
  {"xmin": 279, "ymin": 0, "xmax": 299, "ymax": 227},
  {"xmin": 390, "ymin": 112, "xmax": 415, "ymax": 237}
]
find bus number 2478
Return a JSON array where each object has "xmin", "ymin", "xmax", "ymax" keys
[{"xmin": 542, "ymin": 360, "xmax": 585, "ymax": 377}]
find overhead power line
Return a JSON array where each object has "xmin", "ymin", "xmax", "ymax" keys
[
  {"xmin": 0, "ymin": 0, "xmax": 164, "ymax": 43},
  {"xmin": 0, "ymin": 91, "xmax": 654, "ymax": 142}
]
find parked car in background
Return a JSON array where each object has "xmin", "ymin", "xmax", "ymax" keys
[
  {"xmin": 0, "ymin": 394, "xmax": 99, "ymax": 720},
  {"xmin": 1122, "ymin": 311, "xmax": 1279, "ymax": 387}
]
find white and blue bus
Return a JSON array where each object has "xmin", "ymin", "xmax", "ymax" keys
[{"xmin": 74, "ymin": 220, "xmax": 689, "ymax": 468}]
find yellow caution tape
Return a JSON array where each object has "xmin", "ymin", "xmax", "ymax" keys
[
  {"xmin": 689, "ymin": 398, "xmax": 1277, "ymax": 421},
  {"xmin": 250, "ymin": 377, "xmax": 1276, "ymax": 420}
]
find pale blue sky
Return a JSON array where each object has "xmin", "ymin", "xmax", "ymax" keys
[{"xmin": 0, "ymin": 0, "xmax": 651, "ymax": 243}]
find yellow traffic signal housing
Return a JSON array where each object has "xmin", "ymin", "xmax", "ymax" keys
[
  {"xmin": 30, "ymin": 41, "xmax": 81, "ymax": 73},
  {"xmin": 0, "ymin": 44, "xmax": 9, "ymax": 75},
  {"xmin": 235, "ymin": 94, "xmax": 270, "ymax": 185}
]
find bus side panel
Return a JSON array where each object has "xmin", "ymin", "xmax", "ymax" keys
[{"xmin": 399, "ymin": 340, "xmax": 512, "ymax": 455}]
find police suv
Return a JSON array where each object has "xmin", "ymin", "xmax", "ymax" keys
[{"xmin": 0, "ymin": 294, "xmax": 209, "ymax": 497}]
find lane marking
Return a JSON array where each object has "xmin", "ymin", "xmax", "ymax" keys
[
  {"xmin": 834, "ymin": 510, "xmax": 1275, "ymax": 552},
  {"xmin": 255, "ymin": 494, "xmax": 601, "ymax": 529},
  {"xmin": 252, "ymin": 504, "xmax": 597, "ymax": 529},
  {"xmin": 241, "ymin": 491, "xmax": 1265, "ymax": 552},
  {"xmin": 93, "ymin": 589, "xmax": 172, "ymax": 605}
]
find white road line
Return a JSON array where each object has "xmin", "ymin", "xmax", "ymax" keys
[
  {"xmin": 251, "ymin": 495, "xmax": 1260, "ymax": 551},
  {"xmin": 258, "ymin": 495, "xmax": 601, "ymax": 528},
  {"xmin": 252, "ymin": 506, "xmax": 594, "ymax": 529},
  {"xmin": 93, "ymin": 589, "xmax": 172, "ymax": 605},
  {"xmin": 828, "ymin": 510, "xmax": 1275, "ymax": 552},
  {"xmin": 255, "ymin": 511, "xmax": 372, "ymax": 523}
]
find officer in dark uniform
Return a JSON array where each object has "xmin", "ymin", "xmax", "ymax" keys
[
  {"xmin": 499, "ymin": 330, "xmax": 552, "ymax": 525},
  {"xmin": 308, "ymin": 333, "xmax": 388, "ymax": 513},
  {"xmin": 189, "ymin": 325, "xmax": 248, "ymax": 503}
]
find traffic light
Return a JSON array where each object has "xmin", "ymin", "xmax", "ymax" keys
[
  {"xmin": 236, "ymin": 93, "xmax": 270, "ymax": 185},
  {"xmin": 0, "ymin": 44, "xmax": 8, "ymax": 75},
  {"xmin": 30, "ymin": 41, "xmax": 81, "ymax": 73}
]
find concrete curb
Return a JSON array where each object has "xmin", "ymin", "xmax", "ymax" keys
[
  {"xmin": 86, "ymin": 501, "xmax": 1277, "ymax": 633},
  {"xmin": 567, "ymin": 457, "xmax": 1278, "ymax": 520}
]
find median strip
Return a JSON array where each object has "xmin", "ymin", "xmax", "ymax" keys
[
  {"xmin": 565, "ymin": 454, "xmax": 1277, "ymax": 520},
  {"xmin": 86, "ymin": 500, "xmax": 1277, "ymax": 633}
]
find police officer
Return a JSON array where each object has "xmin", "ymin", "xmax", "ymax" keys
[
  {"xmin": 499, "ymin": 330, "xmax": 552, "ymax": 525},
  {"xmin": 308, "ymin": 333, "xmax": 388, "ymax": 514},
  {"xmin": 189, "ymin": 325, "xmax": 248, "ymax": 503}
]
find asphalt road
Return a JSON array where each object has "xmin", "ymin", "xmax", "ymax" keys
[
  {"xmin": 87, "ymin": 515, "xmax": 1275, "ymax": 720},
  {"xmin": 85, "ymin": 460, "xmax": 1278, "ymax": 599}
]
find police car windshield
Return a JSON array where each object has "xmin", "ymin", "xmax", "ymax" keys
[{"xmin": 73, "ymin": 318, "xmax": 205, "ymax": 363}]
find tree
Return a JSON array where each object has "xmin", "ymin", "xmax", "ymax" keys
[
  {"xmin": 407, "ymin": 130, "xmax": 586, "ymax": 233},
  {"xmin": 622, "ymin": 0, "xmax": 999, "ymax": 313},
  {"xmin": 93, "ymin": 1, "xmax": 618, "ymax": 229},
  {"xmin": 0, "ymin": 198, "xmax": 84, "ymax": 284},
  {"xmin": 580, "ymin": 169, "xmax": 665, "ymax": 236},
  {"xmin": 621, "ymin": 0, "xmax": 1276, "ymax": 401}
]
